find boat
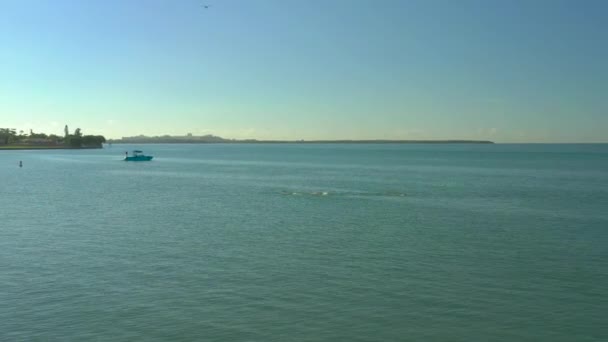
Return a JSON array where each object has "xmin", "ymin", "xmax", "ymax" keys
[{"xmin": 124, "ymin": 150, "xmax": 153, "ymax": 161}]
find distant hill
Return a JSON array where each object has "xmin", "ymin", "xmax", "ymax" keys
[{"xmin": 109, "ymin": 134, "xmax": 494, "ymax": 144}]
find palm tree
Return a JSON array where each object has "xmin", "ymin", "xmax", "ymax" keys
[{"xmin": 0, "ymin": 128, "xmax": 17, "ymax": 144}]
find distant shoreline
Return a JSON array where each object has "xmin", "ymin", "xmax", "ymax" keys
[
  {"xmin": 108, "ymin": 140, "xmax": 495, "ymax": 144},
  {"xmin": 0, "ymin": 145, "xmax": 102, "ymax": 151}
]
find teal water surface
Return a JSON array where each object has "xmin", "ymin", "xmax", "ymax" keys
[{"xmin": 1, "ymin": 144, "xmax": 607, "ymax": 341}]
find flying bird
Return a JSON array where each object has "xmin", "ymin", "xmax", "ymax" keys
[{"xmin": 203, "ymin": 4, "xmax": 211, "ymax": 9}]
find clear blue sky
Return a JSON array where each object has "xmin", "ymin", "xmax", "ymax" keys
[{"xmin": 1, "ymin": 0, "xmax": 606, "ymax": 142}]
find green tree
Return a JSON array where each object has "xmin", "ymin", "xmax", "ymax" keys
[
  {"xmin": 68, "ymin": 135, "xmax": 82, "ymax": 147},
  {"xmin": 0, "ymin": 128, "xmax": 17, "ymax": 144},
  {"xmin": 29, "ymin": 132, "xmax": 49, "ymax": 139},
  {"xmin": 82, "ymin": 135, "xmax": 106, "ymax": 148}
]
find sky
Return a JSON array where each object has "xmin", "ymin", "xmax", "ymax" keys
[{"xmin": 1, "ymin": 0, "xmax": 606, "ymax": 142}]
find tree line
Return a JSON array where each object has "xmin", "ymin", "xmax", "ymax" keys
[{"xmin": 0, "ymin": 126, "xmax": 106, "ymax": 148}]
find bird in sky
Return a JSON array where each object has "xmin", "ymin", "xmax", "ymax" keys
[{"xmin": 203, "ymin": 4, "xmax": 211, "ymax": 9}]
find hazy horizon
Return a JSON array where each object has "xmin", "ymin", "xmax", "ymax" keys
[{"xmin": 2, "ymin": 0, "xmax": 607, "ymax": 143}]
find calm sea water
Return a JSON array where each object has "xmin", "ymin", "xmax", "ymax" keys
[{"xmin": 1, "ymin": 144, "xmax": 606, "ymax": 341}]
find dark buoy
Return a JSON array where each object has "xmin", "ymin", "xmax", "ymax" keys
[{"xmin": 19, "ymin": 161, "xmax": 22, "ymax": 168}]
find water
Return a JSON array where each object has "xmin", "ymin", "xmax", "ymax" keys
[{"xmin": 1, "ymin": 144, "xmax": 607, "ymax": 341}]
